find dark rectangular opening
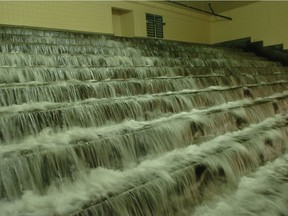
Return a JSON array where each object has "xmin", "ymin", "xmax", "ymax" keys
[{"xmin": 146, "ymin": 13, "xmax": 164, "ymax": 38}]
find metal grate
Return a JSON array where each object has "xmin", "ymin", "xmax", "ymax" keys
[{"xmin": 146, "ymin": 13, "xmax": 164, "ymax": 38}]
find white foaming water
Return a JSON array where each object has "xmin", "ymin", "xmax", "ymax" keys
[
  {"xmin": 0, "ymin": 86, "xmax": 257, "ymax": 143},
  {"xmin": 0, "ymin": 101, "xmax": 63, "ymax": 114},
  {"xmin": 0, "ymin": 86, "xmax": 240, "ymax": 114},
  {"xmin": 0, "ymin": 111, "xmax": 202, "ymax": 153},
  {"xmin": 0, "ymin": 115, "xmax": 287, "ymax": 216},
  {"xmin": 191, "ymin": 153, "xmax": 288, "ymax": 216},
  {"xmin": 1, "ymin": 26, "xmax": 288, "ymax": 216},
  {"xmin": 0, "ymin": 97, "xmax": 264, "ymax": 153},
  {"xmin": 1, "ymin": 84, "xmax": 285, "ymax": 121}
]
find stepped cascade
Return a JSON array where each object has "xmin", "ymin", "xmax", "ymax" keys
[{"xmin": 0, "ymin": 26, "xmax": 288, "ymax": 216}]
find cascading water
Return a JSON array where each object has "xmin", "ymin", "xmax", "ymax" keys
[{"xmin": 0, "ymin": 26, "xmax": 288, "ymax": 216}]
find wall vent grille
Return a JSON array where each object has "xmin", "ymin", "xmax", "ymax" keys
[{"xmin": 146, "ymin": 13, "xmax": 164, "ymax": 38}]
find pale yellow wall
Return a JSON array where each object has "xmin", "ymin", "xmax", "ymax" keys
[
  {"xmin": 120, "ymin": 11, "xmax": 135, "ymax": 37},
  {"xmin": 0, "ymin": 1, "xmax": 211, "ymax": 44},
  {"xmin": 0, "ymin": 1, "xmax": 112, "ymax": 34},
  {"xmin": 1, "ymin": 1, "xmax": 288, "ymax": 47},
  {"xmin": 111, "ymin": 8, "xmax": 134, "ymax": 37},
  {"xmin": 211, "ymin": 2, "xmax": 288, "ymax": 49},
  {"xmin": 110, "ymin": 1, "xmax": 211, "ymax": 43},
  {"xmin": 112, "ymin": 11, "xmax": 122, "ymax": 36}
]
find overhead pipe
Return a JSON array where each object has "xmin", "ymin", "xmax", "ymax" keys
[
  {"xmin": 208, "ymin": 3, "xmax": 215, "ymax": 14},
  {"xmin": 168, "ymin": 1, "xmax": 232, "ymax": 21}
]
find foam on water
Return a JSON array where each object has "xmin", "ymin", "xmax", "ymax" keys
[
  {"xmin": 191, "ymin": 153, "xmax": 288, "ymax": 216},
  {"xmin": 0, "ymin": 114, "xmax": 287, "ymax": 216},
  {"xmin": 1, "ymin": 26, "xmax": 288, "ymax": 216}
]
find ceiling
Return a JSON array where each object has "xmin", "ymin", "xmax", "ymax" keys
[{"xmin": 165, "ymin": 1, "xmax": 257, "ymax": 14}]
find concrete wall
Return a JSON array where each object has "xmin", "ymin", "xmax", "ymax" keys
[
  {"xmin": 2, "ymin": 1, "xmax": 287, "ymax": 47},
  {"xmin": 0, "ymin": 1, "xmax": 112, "ymax": 33},
  {"xmin": 0, "ymin": 1, "xmax": 211, "ymax": 44},
  {"xmin": 211, "ymin": 2, "xmax": 288, "ymax": 49},
  {"xmin": 122, "ymin": 1, "xmax": 211, "ymax": 43}
]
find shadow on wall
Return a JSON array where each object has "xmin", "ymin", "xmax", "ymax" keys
[{"xmin": 215, "ymin": 37, "xmax": 288, "ymax": 66}]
